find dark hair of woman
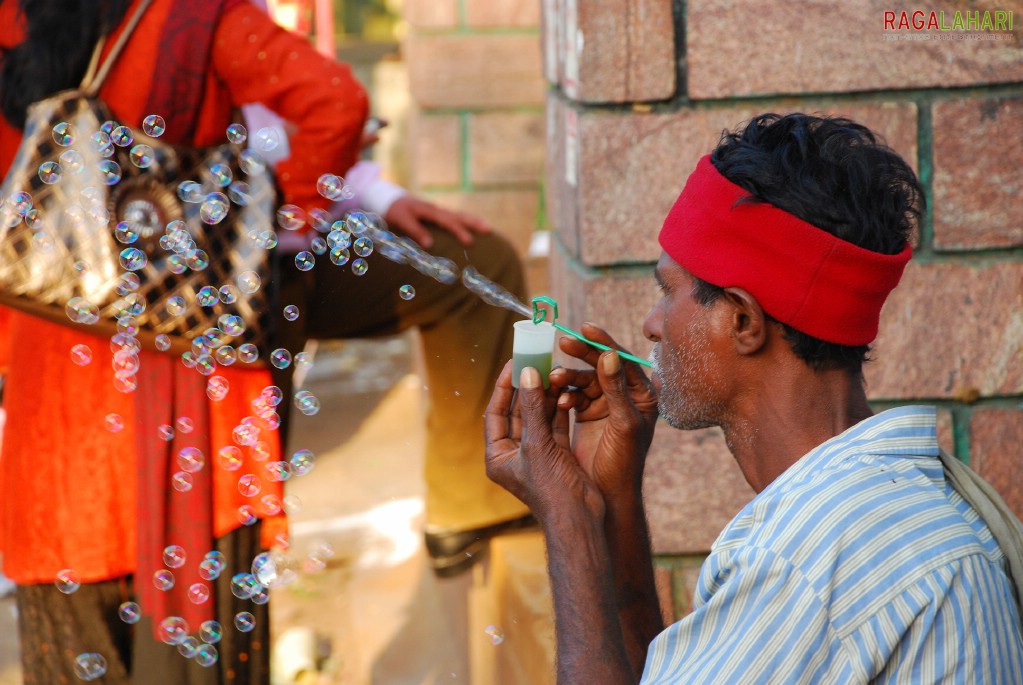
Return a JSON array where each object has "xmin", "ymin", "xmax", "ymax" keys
[
  {"xmin": 692, "ymin": 112, "xmax": 926, "ymax": 374},
  {"xmin": 0, "ymin": 0, "xmax": 131, "ymax": 129}
]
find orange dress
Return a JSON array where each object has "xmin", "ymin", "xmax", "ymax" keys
[{"xmin": 0, "ymin": 0, "xmax": 368, "ymax": 585}]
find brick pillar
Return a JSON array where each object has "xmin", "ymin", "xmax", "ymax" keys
[
  {"xmin": 401, "ymin": 0, "xmax": 548, "ymax": 289},
  {"xmin": 544, "ymin": 0, "xmax": 1023, "ymax": 621}
]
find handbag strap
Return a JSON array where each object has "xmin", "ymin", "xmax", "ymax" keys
[
  {"xmin": 939, "ymin": 448, "xmax": 1023, "ymax": 621},
  {"xmin": 80, "ymin": 0, "xmax": 156, "ymax": 95}
]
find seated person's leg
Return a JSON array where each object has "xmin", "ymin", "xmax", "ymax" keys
[{"xmin": 280, "ymin": 228, "xmax": 533, "ymax": 575}]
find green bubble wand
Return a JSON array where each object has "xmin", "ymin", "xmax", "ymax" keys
[{"xmin": 531, "ymin": 296, "xmax": 653, "ymax": 368}]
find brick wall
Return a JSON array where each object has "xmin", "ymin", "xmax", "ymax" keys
[
  {"xmin": 402, "ymin": 0, "xmax": 547, "ymax": 278},
  {"xmin": 544, "ymin": 0, "xmax": 1023, "ymax": 621}
]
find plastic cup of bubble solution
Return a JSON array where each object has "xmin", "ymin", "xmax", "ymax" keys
[{"xmin": 512, "ymin": 320, "xmax": 556, "ymax": 389}]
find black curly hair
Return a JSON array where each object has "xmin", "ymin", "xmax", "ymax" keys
[
  {"xmin": 690, "ymin": 112, "xmax": 925, "ymax": 374},
  {"xmin": 0, "ymin": 0, "xmax": 131, "ymax": 129}
]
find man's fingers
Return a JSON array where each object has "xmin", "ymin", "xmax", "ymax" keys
[{"xmin": 484, "ymin": 360, "xmax": 516, "ymax": 445}]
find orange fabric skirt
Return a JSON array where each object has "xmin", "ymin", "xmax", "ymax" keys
[{"xmin": 0, "ymin": 308, "xmax": 286, "ymax": 584}]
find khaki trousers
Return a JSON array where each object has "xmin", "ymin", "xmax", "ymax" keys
[{"xmin": 271, "ymin": 229, "xmax": 531, "ymax": 531}]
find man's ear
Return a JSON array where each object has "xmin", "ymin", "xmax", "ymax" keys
[{"xmin": 721, "ymin": 287, "xmax": 767, "ymax": 355}]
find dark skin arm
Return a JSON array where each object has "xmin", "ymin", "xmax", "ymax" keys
[{"xmin": 485, "ymin": 324, "xmax": 662, "ymax": 682}]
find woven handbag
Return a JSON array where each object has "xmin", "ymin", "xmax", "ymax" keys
[{"xmin": 0, "ymin": 0, "xmax": 276, "ymax": 363}]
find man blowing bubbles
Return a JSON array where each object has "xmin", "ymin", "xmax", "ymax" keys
[{"xmin": 485, "ymin": 113, "xmax": 1023, "ymax": 683}]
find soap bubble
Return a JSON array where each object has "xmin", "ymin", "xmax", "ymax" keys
[
  {"xmin": 229, "ymin": 573, "xmax": 259, "ymax": 601},
  {"xmin": 166, "ymin": 296, "xmax": 187, "ymax": 316},
  {"xmin": 329, "ymin": 247, "xmax": 350, "ymax": 266},
  {"xmin": 316, "ymin": 173, "xmax": 345, "ymax": 200},
  {"xmin": 73, "ymin": 652, "xmax": 107, "ymax": 680},
  {"xmin": 238, "ymin": 505, "xmax": 258, "ymax": 526},
  {"xmin": 155, "ymin": 334, "xmax": 172, "ymax": 352},
  {"xmin": 158, "ymin": 424, "xmax": 175, "ymax": 441},
  {"xmin": 195, "ymin": 643, "xmax": 219, "ymax": 667},
  {"xmin": 351, "ymin": 258, "xmax": 368, "ymax": 276},
  {"xmin": 261, "ymin": 494, "xmax": 283, "ymax": 515},
  {"xmin": 282, "ymin": 304, "xmax": 300, "ymax": 321},
  {"xmin": 226, "ymin": 123, "xmax": 247, "ymax": 144},
  {"xmin": 158, "ymin": 616, "xmax": 190, "ymax": 645},
  {"xmin": 238, "ymin": 474, "xmax": 261, "ymax": 497},
  {"xmin": 270, "ymin": 349, "xmax": 292, "ymax": 369},
  {"xmin": 200, "ymin": 192, "xmax": 229, "ymax": 224},
  {"xmin": 310, "ymin": 235, "xmax": 328, "ymax": 254},
  {"xmin": 114, "ymin": 221, "xmax": 140, "ymax": 244},
  {"xmin": 293, "ymin": 390, "xmax": 320, "ymax": 416},
  {"xmin": 262, "ymin": 386, "xmax": 284, "ymax": 406},
  {"xmin": 236, "ymin": 270, "xmax": 261, "ymax": 294},
  {"xmin": 218, "ymin": 284, "xmax": 239, "ymax": 304},
  {"xmin": 294, "ymin": 251, "xmax": 315, "ymax": 271},
  {"xmin": 239, "ymin": 149, "xmax": 266, "ymax": 175},
  {"xmin": 52, "ymin": 121, "xmax": 75, "ymax": 146},
  {"xmin": 254, "ymin": 127, "xmax": 279, "ymax": 151},
  {"xmin": 188, "ymin": 583, "xmax": 210, "ymax": 605},
  {"xmin": 38, "ymin": 161, "xmax": 62, "ymax": 184},
  {"xmin": 177, "ymin": 446, "xmax": 205, "ymax": 473},
  {"xmin": 265, "ymin": 461, "xmax": 293, "ymax": 482},
  {"xmin": 227, "ymin": 181, "xmax": 251, "ymax": 205},
  {"xmin": 208, "ymin": 163, "xmax": 232, "ymax": 187},
  {"xmin": 196, "ymin": 286, "xmax": 218, "ymax": 306},
  {"xmin": 65, "ymin": 297, "xmax": 100, "ymax": 324},
  {"xmin": 142, "ymin": 114, "xmax": 166, "ymax": 137},
  {"xmin": 207, "ymin": 376, "xmax": 230, "ymax": 401},
  {"xmin": 70, "ymin": 344, "xmax": 93, "ymax": 366},
  {"xmin": 290, "ymin": 449, "xmax": 315, "ymax": 476},
  {"xmin": 104, "ymin": 413, "xmax": 124, "ymax": 433},
  {"xmin": 119, "ymin": 247, "xmax": 147, "ymax": 271},
  {"xmin": 59, "ymin": 149, "xmax": 85, "ymax": 174},
  {"xmin": 237, "ymin": 343, "xmax": 259, "ymax": 364},
  {"xmin": 98, "ymin": 160, "xmax": 122, "ymax": 185},
  {"xmin": 215, "ymin": 346, "xmax": 237, "ymax": 366},
  {"xmin": 217, "ymin": 446, "xmax": 243, "ymax": 472},
  {"xmin": 163, "ymin": 544, "xmax": 187, "ymax": 568},
  {"xmin": 118, "ymin": 601, "xmax": 141, "ymax": 624},
  {"xmin": 153, "ymin": 569, "xmax": 175, "ymax": 591},
  {"xmin": 353, "ymin": 236, "xmax": 373, "ymax": 257},
  {"xmin": 234, "ymin": 611, "xmax": 256, "ymax": 633},
  {"xmin": 276, "ymin": 205, "xmax": 305, "ymax": 231},
  {"xmin": 177, "ymin": 637, "xmax": 200, "ymax": 659},
  {"xmin": 55, "ymin": 569, "xmax": 81, "ymax": 594},
  {"xmin": 484, "ymin": 625, "xmax": 505, "ymax": 646},
  {"xmin": 110, "ymin": 126, "xmax": 133, "ymax": 147},
  {"xmin": 399, "ymin": 284, "xmax": 416, "ymax": 300},
  {"xmin": 129, "ymin": 144, "xmax": 154, "ymax": 168},
  {"xmin": 177, "ymin": 180, "xmax": 203, "ymax": 203},
  {"xmin": 171, "ymin": 471, "xmax": 193, "ymax": 492}
]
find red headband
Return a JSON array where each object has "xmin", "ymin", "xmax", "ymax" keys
[{"xmin": 658, "ymin": 155, "xmax": 911, "ymax": 346}]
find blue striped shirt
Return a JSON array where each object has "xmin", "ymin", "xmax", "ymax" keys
[{"xmin": 641, "ymin": 406, "xmax": 1023, "ymax": 683}]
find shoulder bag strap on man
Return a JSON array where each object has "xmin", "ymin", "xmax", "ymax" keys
[
  {"xmin": 80, "ymin": 0, "xmax": 156, "ymax": 95},
  {"xmin": 939, "ymin": 448, "xmax": 1023, "ymax": 620}
]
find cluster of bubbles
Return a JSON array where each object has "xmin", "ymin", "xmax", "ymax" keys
[
  {"xmin": 31, "ymin": 117, "xmax": 163, "ymax": 195},
  {"xmin": 17, "ymin": 112, "xmax": 537, "ymax": 678}
]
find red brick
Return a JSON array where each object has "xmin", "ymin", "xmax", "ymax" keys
[
  {"xmin": 687, "ymin": 1, "xmax": 1023, "ymax": 99},
  {"xmin": 403, "ymin": 0, "xmax": 458, "ymax": 28},
  {"xmin": 970, "ymin": 408, "xmax": 1023, "ymax": 520},
  {"xmin": 467, "ymin": 0, "xmax": 541, "ymax": 28},
  {"xmin": 573, "ymin": 102, "xmax": 917, "ymax": 266},
  {"xmin": 469, "ymin": 111, "xmax": 547, "ymax": 185},
  {"xmin": 866, "ymin": 261, "xmax": 1023, "ymax": 399},
  {"xmin": 404, "ymin": 34, "xmax": 545, "ymax": 108},
  {"xmin": 545, "ymin": 95, "xmax": 581, "ymax": 259},
  {"xmin": 646, "ymin": 426, "xmax": 755, "ymax": 554},
  {"xmin": 562, "ymin": 0, "xmax": 676, "ymax": 102},
  {"xmin": 933, "ymin": 96, "xmax": 1023, "ymax": 250},
  {"xmin": 423, "ymin": 188, "xmax": 541, "ymax": 257},
  {"xmin": 408, "ymin": 110, "xmax": 462, "ymax": 189}
]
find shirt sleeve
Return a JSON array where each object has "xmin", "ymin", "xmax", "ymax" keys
[
  {"xmin": 210, "ymin": 2, "xmax": 369, "ymax": 213},
  {"xmin": 641, "ymin": 546, "xmax": 854, "ymax": 684}
]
